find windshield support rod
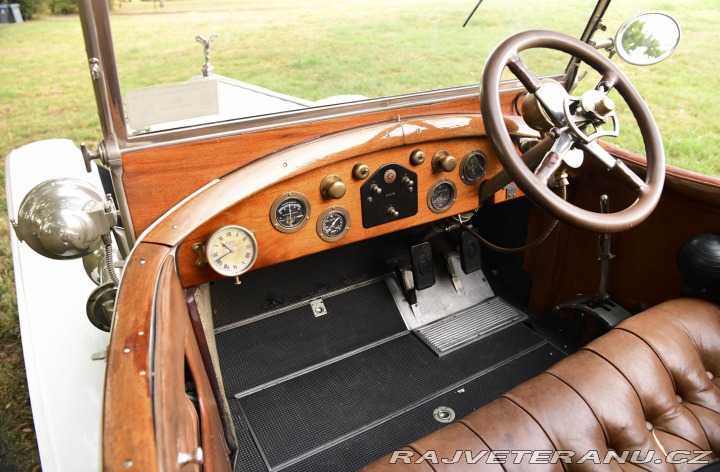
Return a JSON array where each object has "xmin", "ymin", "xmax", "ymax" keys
[{"xmin": 462, "ymin": 0, "xmax": 485, "ymax": 27}]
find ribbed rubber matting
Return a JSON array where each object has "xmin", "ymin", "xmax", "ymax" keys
[
  {"xmin": 237, "ymin": 323, "xmax": 551, "ymax": 470},
  {"xmin": 284, "ymin": 342, "xmax": 560, "ymax": 471},
  {"xmin": 211, "ymin": 237, "xmax": 406, "ymax": 328},
  {"xmin": 216, "ymin": 280, "xmax": 406, "ymax": 395},
  {"xmin": 415, "ymin": 297, "xmax": 527, "ymax": 355}
]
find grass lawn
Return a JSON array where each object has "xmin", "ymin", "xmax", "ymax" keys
[{"xmin": 0, "ymin": 0, "xmax": 718, "ymax": 469}]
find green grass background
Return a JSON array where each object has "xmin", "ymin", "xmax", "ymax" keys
[{"xmin": 0, "ymin": 0, "xmax": 718, "ymax": 469}]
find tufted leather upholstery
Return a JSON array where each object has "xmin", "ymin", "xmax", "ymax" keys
[{"xmin": 363, "ymin": 299, "xmax": 720, "ymax": 471}]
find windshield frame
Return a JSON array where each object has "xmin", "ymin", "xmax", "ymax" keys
[{"xmin": 78, "ymin": 0, "xmax": 610, "ymax": 154}]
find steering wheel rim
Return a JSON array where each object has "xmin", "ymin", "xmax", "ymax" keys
[{"xmin": 481, "ymin": 30, "xmax": 665, "ymax": 233}]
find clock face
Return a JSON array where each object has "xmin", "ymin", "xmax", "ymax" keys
[{"xmin": 205, "ymin": 225, "xmax": 258, "ymax": 277}]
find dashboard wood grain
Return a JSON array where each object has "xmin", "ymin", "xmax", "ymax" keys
[
  {"xmin": 174, "ymin": 132, "xmax": 522, "ymax": 287},
  {"xmin": 122, "ymin": 90, "xmax": 523, "ymax": 238}
]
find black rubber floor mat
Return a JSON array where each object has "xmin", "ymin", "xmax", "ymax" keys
[
  {"xmin": 211, "ymin": 236, "xmax": 409, "ymax": 328},
  {"xmin": 284, "ymin": 342, "xmax": 561, "ymax": 472},
  {"xmin": 216, "ymin": 280, "xmax": 406, "ymax": 395},
  {"xmin": 238, "ymin": 322, "xmax": 547, "ymax": 470}
]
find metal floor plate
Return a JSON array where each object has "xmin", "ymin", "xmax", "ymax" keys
[{"xmin": 414, "ymin": 297, "xmax": 527, "ymax": 356}]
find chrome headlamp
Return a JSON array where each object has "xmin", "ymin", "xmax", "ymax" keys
[{"xmin": 12, "ymin": 178, "xmax": 118, "ymax": 260}]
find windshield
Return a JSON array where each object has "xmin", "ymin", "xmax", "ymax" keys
[{"xmin": 111, "ymin": 0, "xmax": 594, "ymax": 135}]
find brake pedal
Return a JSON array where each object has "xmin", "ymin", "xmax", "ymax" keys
[{"xmin": 459, "ymin": 230, "xmax": 482, "ymax": 274}]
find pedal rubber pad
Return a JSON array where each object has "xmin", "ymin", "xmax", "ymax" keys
[
  {"xmin": 411, "ymin": 242, "xmax": 435, "ymax": 290},
  {"xmin": 460, "ymin": 230, "xmax": 482, "ymax": 274}
]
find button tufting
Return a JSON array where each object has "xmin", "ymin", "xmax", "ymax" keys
[
  {"xmin": 676, "ymin": 395, "xmax": 683, "ymax": 404},
  {"xmin": 645, "ymin": 421, "xmax": 654, "ymax": 431},
  {"xmin": 707, "ymin": 371, "xmax": 715, "ymax": 380}
]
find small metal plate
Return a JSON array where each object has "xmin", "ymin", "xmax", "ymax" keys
[{"xmin": 310, "ymin": 298, "xmax": 327, "ymax": 317}]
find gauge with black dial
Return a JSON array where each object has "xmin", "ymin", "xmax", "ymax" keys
[
  {"xmin": 270, "ymin": 191, "xmax": 311, "ymax": 233},
  {"xmin": 205, "ymin": 225, "xmax": 258, "ymax": 278},
  {"xmin": 317, "ymin": 206, "xmax": 351, "ymax": 242},
  {"xmin": 427, "ymin": 179, "xmax": 457, "ymax": 213},
  {"xmin": 460, "ymin": 150, "xmax": 488, "ymax": 184}
]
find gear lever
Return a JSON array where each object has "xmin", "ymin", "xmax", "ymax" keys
[{"xmin": 553, "ymin": 195, "xmax": 631, "ymax": 327}]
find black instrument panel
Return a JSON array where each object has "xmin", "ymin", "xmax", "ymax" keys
[{"xmin": 360, "ymin": 163, "xmax": 418, "ymax": 229}]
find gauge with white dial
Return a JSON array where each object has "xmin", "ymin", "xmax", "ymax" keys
[
  {"xmin": 316, "ymin": 206, "xmax": 351, "ymax": 242},
  {"xmin": 270, "ymin": 191, "xmax": 311, "ymax": 233},
  {"xmin": 205, "ymin": 225, "xmax": 258, "ymax": 278}
]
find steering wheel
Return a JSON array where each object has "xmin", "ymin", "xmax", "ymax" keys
[{"xmin": 480, "ymin": 30, "xmax": 665, "ymax": 233}]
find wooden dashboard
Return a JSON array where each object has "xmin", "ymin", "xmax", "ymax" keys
[
  {"xmin": 161, "ymin": 115, "xmax": 536, "ymax": 287},
  {"xmin": 119, "ymin": 89, "xmax": 538, "ymax": 288}
]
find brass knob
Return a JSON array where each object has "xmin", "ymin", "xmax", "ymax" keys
[
  {"xmin": 320, "ymin": 175, "xmax": 346, "ymax": 199},
  {"xmin": 595, "ymin": 96, "xmax": 615, "ymax": 116},
  {"xmin": 410, "ymin": 149, "xmax": 426, "ymax": 166},
  {"xmin": 352, "ymin": 163, "xmax": 370, "ymax": 180},
  {"xmin": 432, "ymin": 150, "xmax": 457, "ymax": 173}
]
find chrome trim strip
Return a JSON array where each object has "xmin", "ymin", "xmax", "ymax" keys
[
  {"xmin": 122, "ymin": 85, "xmax": 484, "ymax": 152},
  {"xmin": 234, "ymin": 330, "xmax": 409, "ymax": 399},
  {"xmin": 270, "ymin": 339, "xmax": 551, "ymax": 471}
]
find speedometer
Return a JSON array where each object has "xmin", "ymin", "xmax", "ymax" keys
[
  {"xmin": 270, "ymin": 192, "xmax": 311, "ymax": 233},
  {"xmin": 317, "ymin": 206, "xmax": 351, "ymax": 242}
]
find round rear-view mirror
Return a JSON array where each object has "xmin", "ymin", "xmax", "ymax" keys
[{"xmin": 615, "ymin": 12, "xmax": 681, "ymax": 65}]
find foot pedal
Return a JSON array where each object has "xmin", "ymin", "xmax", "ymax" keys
[
  {"xmin": 415, "ymin": 297, "xmax": 526, "ymax": 356},
  {"xmin": 411, "ymin": 242, "xmax": 435, "ymax": 290},
  {"xmin": 459, "ymin": 230, "xmax": 482, "ymax": 274}
]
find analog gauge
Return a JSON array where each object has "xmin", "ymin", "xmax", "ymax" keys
[
  {"xmin": 205, "ymin": 225, "xmax": 258, "ymax": 278},
  {"xmin": 270, "ymin": 192, "xmax": 311, "ymax": 233},
  {"xmin": 460, "ymin": 150, "xmax": 488, "ymax": 184},
  {"xmin": 427, "ymin": 179, "xmax": 457, "ymax": 213},
  {"xmin": 316, "ymin": 206, "xmax": 351, "ymax": 242}
]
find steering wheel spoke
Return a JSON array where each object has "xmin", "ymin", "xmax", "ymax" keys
[
  {"xmin": 507, "ymin": 54, "xmax": 542, "ymax": 93},
  {"xmin": 579, "ymin": 141, "xmax": 618, "ymax": 169},
  {"xmin": 534, "ymin": 131, "xmax": 576, "ymax": 185},
  {"xmin": 595, "ymin": 71, "xmax": 619, "ymax": 93},
  {"xmin": 613, "ymin": 159, "xmax": 648, "ymax": 192}
]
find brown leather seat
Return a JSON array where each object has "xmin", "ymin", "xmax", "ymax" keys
[{"xmin": 363, "ymin": 298, "xmax": 720, "ymax": 471}]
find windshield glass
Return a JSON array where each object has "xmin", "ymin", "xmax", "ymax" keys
[{"xmin": 110, "ymin": 0, "xmax": 594, "ymax": 135}]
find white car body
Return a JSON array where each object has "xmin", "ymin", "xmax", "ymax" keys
[{"xmin": 6, "ymin": 139, "xmax": 109, "ymax": 471}]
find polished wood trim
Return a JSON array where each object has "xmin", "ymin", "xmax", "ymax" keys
[
  {"xmin": 602, "ymin": 141, "xmax": 720, "ymax": 207},
  {"xmin": 128, "ymin": 114, "xmax": 531, "ymax": 286},
  {"xmin": 122, "ymin": 91, "xmax": 523, "ymax": 237},
  {"xmin": 154, "ymin": 256, "xmax": 201, "ymax": 472},
  {"xmin": 144, "ymin": 114, "xmax": 533, "ymax": 247},
  {"xmin": 104, "ymin": 243, "xmax": 170, "ymax": 472},
  {"xmin": 527, "ymin": 145, "xmax": 720, "ymax": 316},
  {"xmin": 184, "ymin": 292, "xmax": 232, "ymax": 471},
  {"xmin": 176, "ymin": 135, "xmax": 506, "ymax": 287}
]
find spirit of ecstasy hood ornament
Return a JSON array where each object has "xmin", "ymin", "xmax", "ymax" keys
[{"xmin": 195, "ymin": 33, "xmax": 218, "ymax": 77}]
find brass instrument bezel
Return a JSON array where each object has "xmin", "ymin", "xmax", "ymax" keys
[
  {"xmin": 316, "ymin": 206, "xmax": 351, "ymax": 242},
  {"xmin": 427, "ymin": 178, "xmax": 457, "ymax": 214},
  {"xmin": 270, "ymin": 191, "xmax": 311, "ymax": 234},
  {"xmin": 459, "ymin": 150, "xmax": 488, "ymax": 185}
]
